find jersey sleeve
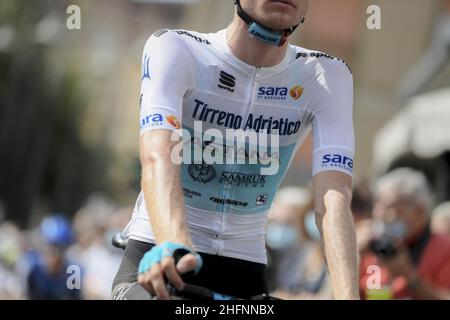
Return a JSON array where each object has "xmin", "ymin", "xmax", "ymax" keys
[
  {"xmin": 309, "ymin": 59, "xmax": 355, "ymax": 177},
  {"xmin": 139, "ymin": 30, "xmax": 196, "ymax": 134}
]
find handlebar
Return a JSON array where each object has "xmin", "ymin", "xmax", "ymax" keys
[
  {"xmin": 111, "ymin": 232, "xmax": 281, "ymax": 300},
  {"xmin": 170, "ymin": 284, "xmax": 281, "ymax": 300},
  {"xmin": 111, "ymin": 232, "xmax": 128, "ymax": 250}
]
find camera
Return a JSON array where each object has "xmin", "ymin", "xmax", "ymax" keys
[{"xmin": 369, "ymin": 221, "xmax": 406, "ymax": 258}]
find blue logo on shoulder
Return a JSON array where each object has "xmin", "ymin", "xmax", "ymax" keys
[{"xmin": 142, "ymin": 54, "xmax": 151, "ymax": 80}]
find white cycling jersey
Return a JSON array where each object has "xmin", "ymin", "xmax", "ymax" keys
[{"xmin": 123, "ymin": 28, "xmax": 354, "ymax": 264}]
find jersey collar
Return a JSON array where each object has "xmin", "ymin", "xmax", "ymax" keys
[{"xmin": 211, "ymin": 29, "xmax": 295, "ymax": 78}]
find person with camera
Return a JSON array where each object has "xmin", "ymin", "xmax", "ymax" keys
[{"xmin": 358, "ymin": 168, "xmax": 450, "ymax": 300}]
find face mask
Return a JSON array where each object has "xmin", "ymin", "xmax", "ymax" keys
[
  {"xmin": 373, "ymin": 220, "xmax": 407, "ymax": 240},
  {"xmin": 266, "ymin": 223, "xmax": 298, "ymax": 250},
  {"xmin": 305, "ymin": 211, "xmax": 321, "ymax": 241}
]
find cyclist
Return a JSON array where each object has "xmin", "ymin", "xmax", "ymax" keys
[{"xmin": 112, "ymin": 0, "xmax": 359, "ymax": 300}]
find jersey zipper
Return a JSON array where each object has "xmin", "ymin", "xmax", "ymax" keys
[
  {"xmin": 216, "ymin": 67, "xmax": 260, "ymax": 256},
  {"xmin": 243, "ymin": 67, "xmax": 260, "ymax": 127}
]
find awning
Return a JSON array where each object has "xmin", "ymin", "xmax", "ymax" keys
[{"xmin": 373, "ymin": 88, "xmax": 450, "ymax": 174}]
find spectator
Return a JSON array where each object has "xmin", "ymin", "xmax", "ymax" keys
[
  {"xmin": 352, "ymin": 181, "xmax": 376, "ymax": 256},
  {"xmin": 267, "ymin": 187, "xmax": 332, "ymax": 300},
  {"xmin": 67, "ymin": 195, "xmax": 123, "ymax": 299},
  {"xmin": 351, "ymin": 180, "xmax": 373, "ymax": 223},
  {"xmin": 0, "ymin": 221, "xmax": 26, "ymax": 299},
  {"xmin": 25, "ymin": 215, "xmax": 82, "ymax": 300},
  {"xmin": 431, "ymin": 202, "xmax": 450, "ymax": 236},
  {"xmin": 359, "ymin": 168, "xmax": 450, "ymax": 299}
]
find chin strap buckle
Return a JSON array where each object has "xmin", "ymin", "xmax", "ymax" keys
[{"xmin": 234, "ymin": 0, "xmax": 304, "ymax": 47}]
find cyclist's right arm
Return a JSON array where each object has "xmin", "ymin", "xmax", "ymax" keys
[{"xmin": 137, "ymin": 30, "xmax": 200, "ymax": 299}]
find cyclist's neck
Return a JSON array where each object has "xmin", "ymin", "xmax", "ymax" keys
[{"xmin": 226, "ymin": 16, "xmax": 289, "ymax": 69}]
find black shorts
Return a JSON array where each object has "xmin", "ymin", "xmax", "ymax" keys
[{"xmin": 112, "ymin": 239, "xmax": 268, "ymax": 299}]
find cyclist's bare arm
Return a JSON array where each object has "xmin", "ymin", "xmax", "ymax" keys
[
  {"xmin": 313, "ymin": 171, "xmax": 359, "ymax": 300},
  {"xmin": 140, "ymin": 130, "xmax": 191, "ymax": 246},
  {"xmin": 136, "ymin": 30, "xmax": 199, "ymax": 299},
  {"xmin": 138, "ymin": 130, "xmax": 197, "ymax": 299}
]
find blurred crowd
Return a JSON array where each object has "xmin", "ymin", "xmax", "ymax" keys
[
  {"xmin": 0, "ymin": 195, "xmax": 130, "ymax": 300},
  {"xmin": 266, "ymin": 168, "xmax": 450, "ymax": 300},
  {"xmin": 1, "ymin": 168, "xmax": 450, "ymax": 300}
]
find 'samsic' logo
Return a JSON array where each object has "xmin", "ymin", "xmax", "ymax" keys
[
  {"xmin": 290, "ymin": 85, "xmax": 304, "ymax": 100},
  {"xmin": 322, "ymin": 154, "xmax": 353, "ymax": 172},
  {"xmin": 166, "ymin": 115, "xmax": 181, "ymax": 129}
]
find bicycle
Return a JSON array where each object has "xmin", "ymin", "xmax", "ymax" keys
[{"xmin": 111, "ymin": 232, "xmax": 281, "ymax": 301}]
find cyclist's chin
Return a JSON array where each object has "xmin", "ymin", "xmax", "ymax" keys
[
  {"xmin": 258, "ymin": 10, "xmax": 299, "ymax": 30},
  {"xmin": 261, "ymin": 15, "xmax": 297, "ymax": 31}
]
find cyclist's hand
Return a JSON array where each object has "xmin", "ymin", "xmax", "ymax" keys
[{"xmin": 137, "ymin": 242, "xmax": 203, "ymax": 300}]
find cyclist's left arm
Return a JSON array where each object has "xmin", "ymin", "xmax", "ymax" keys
[
  {"xmin": 313, "ymin": 171, "xmax": 357, "ymax": 299},
  {"xmin": 309, "ymin": 58, "xmax": 359, "ymax": 300}
]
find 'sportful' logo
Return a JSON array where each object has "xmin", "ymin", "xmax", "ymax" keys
[
  {"xmin": 188, "ymin": 164, "xmax": 216, "ymax": 183},
  {"xmin": 166, "ymin": 115, "xmax": 181, "ymax": 129},
  {"xmin": 218, "ymin": 71, "xmax": 236, "ymax": 92},
  {"xmin": 322, "ymin": 154, "xmax": 353, "ymax": 172},
  {"xmin": 175, "ymin": 30, "xmax": 211, "ymax": 45},
  {"xmin": 290, "ymin": 85, "xmax": 303, "ymax": 100}
]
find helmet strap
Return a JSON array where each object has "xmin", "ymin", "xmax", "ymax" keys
[{"xmin": 234, "ymin": 0, "xmax": 304, "ymax": 47}]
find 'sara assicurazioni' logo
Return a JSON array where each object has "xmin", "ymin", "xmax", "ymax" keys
[
  {"xmin": 257, "ymin": 85, "xmax": 303, "ymax": 101},
  {"xmin": 321, "ymin": 154, "xmax": 353, "ymax": 172},
  {"xmin": 140, "ymin": 113, "xmax": 164, "ymax": 130},
  {"xmin": 166, "ymin": 115, "xmax": 181, "ymax": 129},
  {"xmin": 289, "ymin": 85, "xmax": 304, "ymax": 100}
]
